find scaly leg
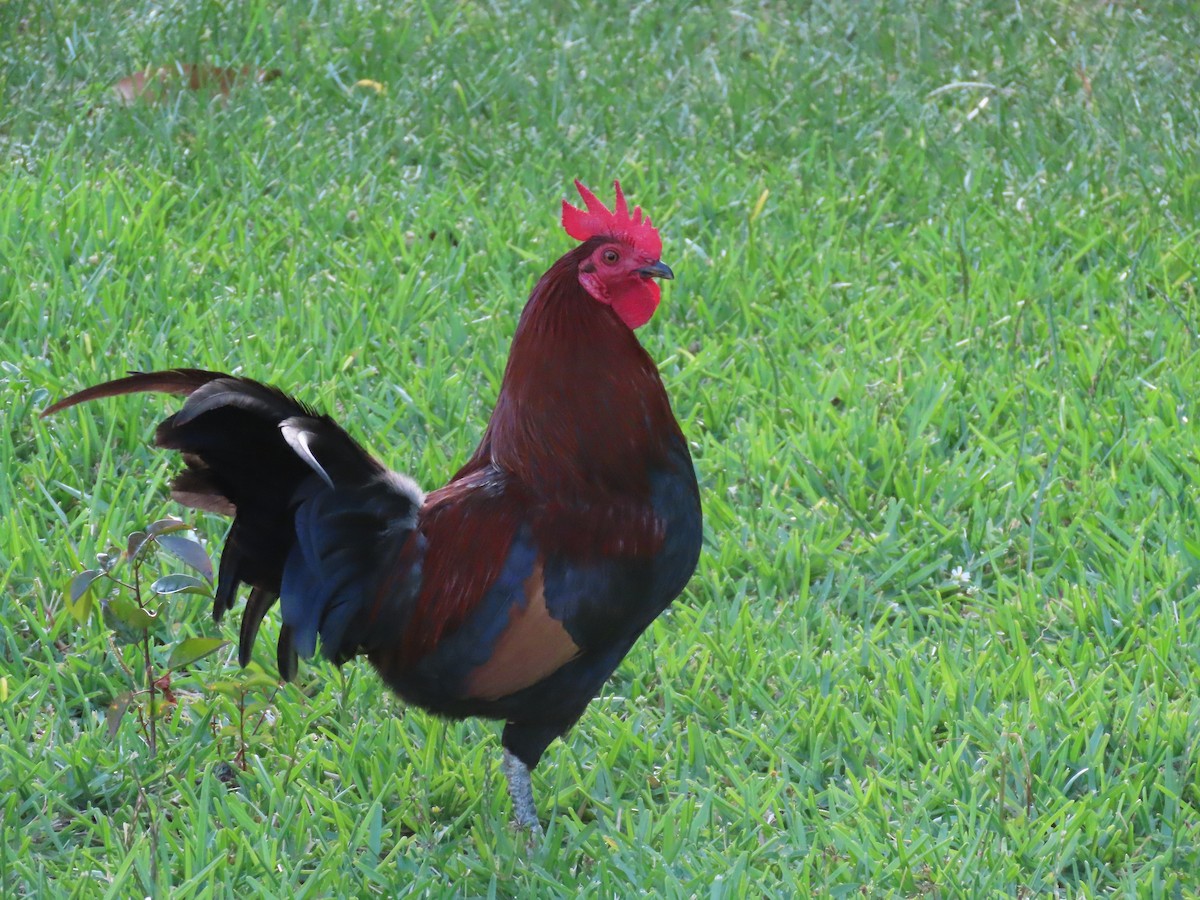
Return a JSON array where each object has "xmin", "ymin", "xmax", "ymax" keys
[{"xmin": 501, "ymin": 749, "xmax": 543, "ymax": 833}]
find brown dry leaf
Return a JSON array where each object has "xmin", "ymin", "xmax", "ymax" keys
[
  {"xmin": 113, "ymin": 64, "xmax": 282, "ymax": 106},
  {"xmin": 153, "ymin": 671, "xmax": 177, "ymax": 705}
]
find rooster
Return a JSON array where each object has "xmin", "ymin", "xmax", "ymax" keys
[{"xmin": 43, "ymin": 181, "xmax": 702, "ymax": 830}]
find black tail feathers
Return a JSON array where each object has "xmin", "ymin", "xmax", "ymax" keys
[{"xmin": 45, "ymin": 370, "xmax": 424, "ymax": 677}]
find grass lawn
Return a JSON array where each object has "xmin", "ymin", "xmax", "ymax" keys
[{"xmin": 3, "ymin": 0, "xmax": 1200, "ymax": 895}]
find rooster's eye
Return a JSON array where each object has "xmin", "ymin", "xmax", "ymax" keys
[{"xmin": 602, "ymin": 249, "xmax": 619, "ymax": 264}]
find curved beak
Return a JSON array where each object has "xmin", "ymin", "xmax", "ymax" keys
[{"xmin": 637, "ymin": 260, "xmax": 674, "ymax": 281}]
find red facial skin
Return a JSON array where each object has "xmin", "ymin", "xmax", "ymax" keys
[{"xmin": 576, "ymin": 240, "xmax": 663, "ymax": 329}]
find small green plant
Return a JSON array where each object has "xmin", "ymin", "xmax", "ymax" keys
[
  {"xmin": 66, "ymin": 517, "xmax": 282, "ymax": 766},
  {"xmin": 67, "ymin": 517, "xmax": 228, "ymax": 749},
  {"xmin": 66, "ymin": 517, "xmax": 234, "ymax": 888}
]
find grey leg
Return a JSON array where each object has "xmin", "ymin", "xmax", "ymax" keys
[{"xmin": 501, "ymin": 749, "xmax": 543, "ymax": 833}]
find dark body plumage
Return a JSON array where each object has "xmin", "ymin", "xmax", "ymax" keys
[{"xmin": 44, "ymin": 235, "xmax": 701, "ymax": 825}]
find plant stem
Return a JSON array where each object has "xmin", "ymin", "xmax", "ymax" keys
[
  {"xmin": 237, "ymin": 690, "xmax": 247, "ymax": 770},
  {"xmin": 134, "ymin": 557, "xmax": 160, "ymax": 891},
  {"xmin": 135, "ymin": 554, "xmax": 157, "ymax": 758}
]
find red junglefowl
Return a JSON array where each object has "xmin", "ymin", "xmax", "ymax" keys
[{"xmin": 43, "ymin": 181, "xmax": 702, "ymax": 831}]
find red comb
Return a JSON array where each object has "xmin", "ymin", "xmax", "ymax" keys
[{"xmin": 561, "ymin": 179, "xmax": 662, "ymax": 258}]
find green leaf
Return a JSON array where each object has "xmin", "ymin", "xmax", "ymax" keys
[
  {"xmin": 207, "ymin": 681, "xmax": 245, "ymax": 698},
  {"xmin": 102, "ymin": 596, "xmax": 157, "ymax": 643},
  {"xmin": 111, "ymin": 596, "xmax": 157, "ymax": 629},
  {"xmin": 70, "ymin": 569, "xmax": 102, "ymax": 603},
  {"xmin": 167, "ymin": 637, "xmax": 228, "ymax": 670},
  {"xmin": 105, "ymin": 693, "xmax": 134, "ymax": 740},
  {"xmin": 209, "ymin": 671, "xmax": 278, "ymax": 696},
  {"xmin": 146, "ymin": 517, "xmax": 190, "ymax": 536},
  {"xmin": 240, "ymin": 671, "xmax": 280, "ymax": 692},
  {"xmin": 68, "ymin": 590, "xmax": 95, "ymax": 626},
  {"xmin": 150, "ymin": 573, "xmax": 210, "ymax": 596},
  {"xmin": 125, "ymin": 530, "xmax": 150, "ymax": 561},
  {"xmin": 148, "ymin": 695, "xmax": 175, "ymax": 717},
  {"xmin": 67, "ymin": 570, "xmax": 102, "ymax": 624},
  {"xmin": 155, "ymin": 534, "xmax": 214, "ymax": 581}
]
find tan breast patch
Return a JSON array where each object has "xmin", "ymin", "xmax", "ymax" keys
[{"xmin": 463, "ymin": 560, "xmax": 581, "ymax": 700}]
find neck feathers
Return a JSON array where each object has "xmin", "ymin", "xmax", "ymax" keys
[{"xmin": 471, "ymin": 243, "xmax": 681, "ymax": 496}]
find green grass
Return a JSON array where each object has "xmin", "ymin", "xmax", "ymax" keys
[{"xmin": 3, "ymin": 0, "xmax": 1200, "ymax": 895}]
